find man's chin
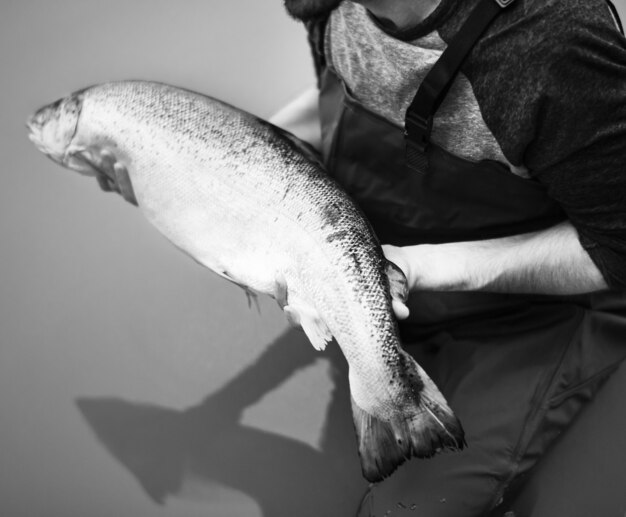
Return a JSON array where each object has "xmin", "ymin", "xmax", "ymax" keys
[{"xmin": 283, "ymin": 0, "xmax": 343, "ymax": 21}]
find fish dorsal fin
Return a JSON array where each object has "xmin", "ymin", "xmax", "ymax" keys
[
  {"xmin": 283, "ymin": 298, "xmax": 332, "ymax": 351},
  {"xmin": 259, "ymin": 118, "xmax": 325, "ymax": 168}
]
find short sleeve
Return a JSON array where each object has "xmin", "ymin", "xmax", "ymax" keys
[{"xmin": 465, "ymin": 0, "xmax": 626, "ymax": 288}]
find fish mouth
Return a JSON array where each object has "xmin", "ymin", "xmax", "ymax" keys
[
  {"xmin": 26, "ymin": 122, "xmax": 62, "ymax": 163},
  {"xmin": 25, "ymin": 113, "xmax": 40, "ymax": 139},
  {"xmin": 26, "ymin": 97, "xmax": 79, "ymax": 164},
  {"xmin": 26, "ymin": 116, "xmax": 50, "ymax": 156}
]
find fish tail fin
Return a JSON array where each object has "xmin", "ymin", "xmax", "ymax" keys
[{"xmin": 350, "ymin": 359, "xmax": 465, "ymax": 483}]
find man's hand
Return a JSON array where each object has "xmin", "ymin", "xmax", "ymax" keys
[
  {"xmin": 382, "ymin": 242, "xmax": 471, "ymax": 293},
  {"xmin": 382, "ymin": 222, "xmax": 608, "ymax": 318}
]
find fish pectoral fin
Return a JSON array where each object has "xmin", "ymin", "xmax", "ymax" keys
[
  {"xmin": 65, "ymin": 147, "xmax": 100, "ymax": 177},
  {"xmin": 259, "ymin": 118, "xmax": 325, "ymax": 169},
  {"xmin": 283, "ymin": 300, "xmax": 332, "ymax": 351},
  {"xmin": 66, "ymin": 146, "xmax": 138, "ymax": 205}
]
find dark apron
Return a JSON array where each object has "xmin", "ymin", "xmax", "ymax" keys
[{"xmin": 312, "ymin": 0, "xmax": 626, "ymax": 514}]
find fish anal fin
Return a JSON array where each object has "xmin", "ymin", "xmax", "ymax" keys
[
  {"xmin": 385, "ymin": 259, "xmax": 409, "ymax": 304},
  {"xmin": 283, "ymin": 300, "xmax": 332, "ymax": 351}
]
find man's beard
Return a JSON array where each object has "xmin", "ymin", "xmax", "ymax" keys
[{"xmin": 283, "ymin": 0, "xmax": 343, "ymax": 21}]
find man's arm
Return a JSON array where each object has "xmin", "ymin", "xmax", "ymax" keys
[
  {"xmin": 270, "ymin": 88, "xmax": 610, "ymax": 301},
  {"xmin": 383, "ymin": 221, "xmax": 608, "ymax": 299},
  {"xmin": 380, "ymin": 3, "xmax": 626, "ymax": 308}
]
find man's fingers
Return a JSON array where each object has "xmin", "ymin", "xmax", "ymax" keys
[{"xmin": 392, "ymin": 299, "xmax": 410, "ymax": 320}]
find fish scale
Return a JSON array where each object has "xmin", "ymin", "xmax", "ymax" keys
[{"xmin": 27, "ymin": 80, "xmax": 465, "ymax": 481}]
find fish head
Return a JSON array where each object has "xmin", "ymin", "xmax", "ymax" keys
[{"xmin": 27, "ymin": 91, "xmax": 94, "ymax": 174}]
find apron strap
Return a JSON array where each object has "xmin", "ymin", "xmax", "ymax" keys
[{"xmin": 405, "ymin": 0, "xmax": 517, "ymax": 171}]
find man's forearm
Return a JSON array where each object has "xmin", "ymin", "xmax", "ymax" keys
[{"xmin": 384, "ymin": 221, "xmax": 609, "ymax": 295}]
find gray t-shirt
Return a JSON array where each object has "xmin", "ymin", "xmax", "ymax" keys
[{"xmin": 327, "ymin": 1, "xmax": 527, "ymax": 175}]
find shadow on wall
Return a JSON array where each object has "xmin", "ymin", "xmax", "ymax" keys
[{"xmin": 76, "ymin": 329, "xmax": 368, "ymax": 517}]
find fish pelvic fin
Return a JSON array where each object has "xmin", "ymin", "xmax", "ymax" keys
[
  {"xmin": 245, "ymin": 288, "xmax": 261, "ymax": 313},
  {"xmin": 350, "ymin": 360, "xmax": 465, "ymax": 483}
]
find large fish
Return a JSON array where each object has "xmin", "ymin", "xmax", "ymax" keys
[{"xmin": 26, "ymin": 81, "xmax": 464, "ymax": 482}]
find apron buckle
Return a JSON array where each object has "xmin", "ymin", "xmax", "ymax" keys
[{"xmin": 404, "ymin": 112, "xmax": 431, "ymax": 153}]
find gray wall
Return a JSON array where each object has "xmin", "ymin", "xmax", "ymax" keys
[{"xmin": 1, "ymin": 2, "xmax": 625, "ymax": 517}]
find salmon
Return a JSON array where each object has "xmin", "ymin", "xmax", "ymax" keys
[{"xmin": 26, "ymin": 81, "xmax": 464, "ymax": 482}]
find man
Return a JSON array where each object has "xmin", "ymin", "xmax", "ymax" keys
[
  {"xmin": 271, "ymin": 0, "xmax": 626, "ymax": 515},
  {"xmin": 95, "ymin": 0, "xmax": 626, "ymax": 514}
]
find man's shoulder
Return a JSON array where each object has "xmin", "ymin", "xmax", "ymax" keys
[
  {"xmin": 439, "ymin": 0, "xmax": 620, "ymax": 50},
  {"xmin": 456, "ymin": 0, "xmax": 624, "ymax": 88},
  {"xmin": 520, "ymin": 0, "xmax": 613, "ymax": 19}
]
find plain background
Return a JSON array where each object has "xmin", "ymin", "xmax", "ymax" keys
[{"xmin": 1, "ymin": 2, "xmax": 625, "ymax": 517}]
